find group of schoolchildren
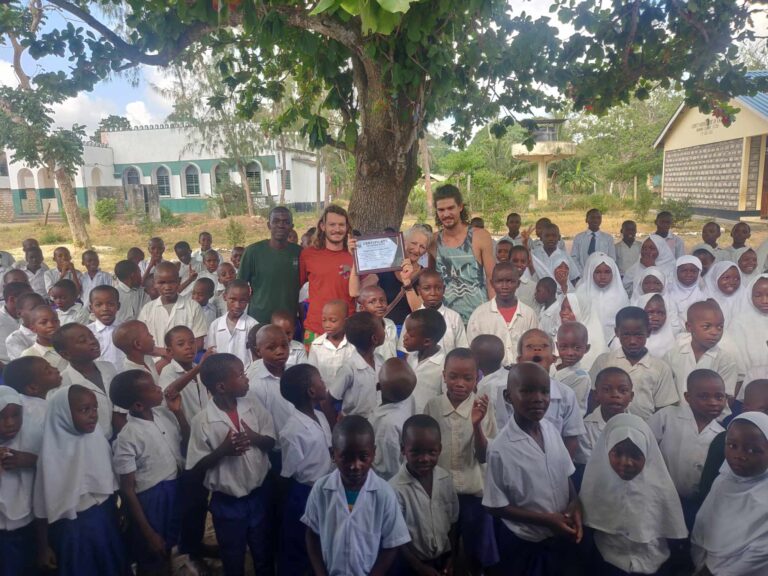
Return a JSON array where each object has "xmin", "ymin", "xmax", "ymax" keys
[{"xmin": 0, "ymin": 210, "xmax": 767, "ymax": 576}]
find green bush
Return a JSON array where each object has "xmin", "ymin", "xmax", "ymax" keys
[
  {"xmin": 59, "ymin": 206, "xmax": 90, "ymax": 225},
  {"xmin": 550, "ymin": 193, "xmax": 632, "ymax": 213},
  {"xmin": 40, "ymin": 229, "xmax": 66, "ymax": 244},
  {"xmin": 94, "ymin": 198, "xmax": 118, "ymax": 224},
  {"xmin": 633, "ymin": 189, "xmax": 657, "ymax": 222},
  {"xmin": 212, "ymin": 181, "xmax": 249, "ymax": 217},
  {"xmin": 225, "ymin": 218, "xmax": 246, "ymax": 248},
  {"xmin": 658, "ymin": 197, "xmax": 694, "ymax": 227},
  {"xmin": 160, "ymin": 206, "xmax": 183, "ymax": 227}
]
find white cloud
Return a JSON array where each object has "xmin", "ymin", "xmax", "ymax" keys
[
  {"xmin": 0, "ymin": 59, "xmax": 19, "ymax": 87},
  {"xmin": 51, "ymin": 93, "xmax": 115, "ymax": 131},
  {"xmin": 125, "ymin": 100, "xmax": 156, "ymax": 125},
  {"xmin": 141, "ymin": 66, "xmax": 175, "ymax": 121}
]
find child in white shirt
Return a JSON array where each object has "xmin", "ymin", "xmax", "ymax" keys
[
  {"xmin": 113, "ymin": 260, "xmax": 149, "ymax": 324},
  {"xmin": 356, "ymin": 285, "xmax": 398, "ymax": 363},
  {"xmin": 113, "ymin": 320, "xmax": 161, "ymax": 383},
  {"xmin": 370, "ymin": 358, "xmax": 416, "ymax": 480},
  {"xmin": 87, "ymin": 285, "xmax": 125, "ymax": 372},
  {"xmin": 44, "ymin": 246, "xmax": 82, "ymax": 296},
  {"xmin": 79, "ymin": 250, "xmax": 112, "ymax": 305},
  {"xmin": 17, "ymin": 246, "xmax": 47, "ymax": 298},
  {"xmin": 473, "ymin": 334, "xmax": 508, "ymax": 398},
  {"xmin": 402, "ymin": 308, "xmax": 447, "ymax": 412},
  {"xmin": 308, "ymin": 300, "xmax": 352, "ymax": 384},
  {"xmin": 6, "ymin": 293, "xmax": 45, "ymax": 360},
  {"xmin": 0, "ymin": 282, "xmax": 30, "ymax": 364},
  {"xmin": 191, "ymin": 277, "xmax": 218, "ymax": 330},
  {"xmin": 174, "ymin": 241, "xmax": 203, "ymax": 297},
  {"xmin": 207, "ymin": 280, "xmax": 258, "ymax": 367},
  {"xmin": 555, "ymin": 322, "xmax": 592, "ymax": 414},
  {"xmin": 158, "ymin": 326, "xmax": 214, "ymax": 422},
  {"xmin": 271, "ymin": 309, "xmax": 307, "ymax": 368},
  {"xmin": 20, "ymin": 305, "xmax": 67, "ymax": 371},
  {"xmin": 50, "ymin": 279, "xmax": 89, "ymax": 325}
]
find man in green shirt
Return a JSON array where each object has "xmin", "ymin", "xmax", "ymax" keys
[{"xmin": 238, "ymin": 206, "xmax": 302, "ymax": 324}]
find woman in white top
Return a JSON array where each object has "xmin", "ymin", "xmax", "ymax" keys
[
  {"xmin": 691, "ymin": 412, "xmax": 768, "ymax": 576},
  {"xmin": 703, "ymin": 261, "xmax": 743, "ymax": 329},
  {"xmin": 623, "ymin": 235, "xmax": 676, "ymax": 296},
  {"xmin": 581, "ymin": 413, "xmax": 687, "ymax": 575},
  {"xmin": 576, "ymin": 252, "xmax": 629, "ymax": 347}
]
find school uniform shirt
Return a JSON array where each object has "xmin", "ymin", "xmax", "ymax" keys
[
  {"xmin": 206, "ymin": 314, "xmax": 259, "ymax": 368},
  {"xmin": 424, "ymin": 393, "xmax": 497, "ymax": 497},
  {"xmin": 614, "ymin": 240, "xmax": 641, "ymax": 276},
  {"xmin": 20, "ymin": 342, "xmax": 68, "ymax": 371},
  {"xmin": 137, "ymin": 295, "xmax": 208, "ymax": 346},
  {"xmin": 279, "ymin": 409, "xmax": 333, "ymax": 485},
  {"xmin": 0, "ymin": 251, "xmax": 15, "ymax": 270},
  {"xmin": 43, "ymin": 268, "xmax": 82, "ymax": 294},
  {"xmin": 0, "ymin": 388, "xmax": 37, "ymax": 530},
  {"xmin": 328, "ymin": 350, "xmax": 382, "ymax": 420},
  {"xmin": 287, "ymin": 340, "xmax": 308, "ymax": 368},
  {"xmin": 0, "ymin": 305, "xmax": 20, "ymax": 364},
  {"xmin": 571, "ymin": 230, "xmax": 616, "ymax": 271},
  {"xmin": 537, "ymin": 301, "xmax": 560, "ymax": 340},
  {"xmin": 246, "ymin": 359, "xmax": 295, "ymax": 436},
  {"xmin": 398, "ymin": 304, "xmax": 468, "ymax": 355},
  {"xmin": 177, "ymin": 260, "xmax": 204, "ymax": 296},
  {"xmin": 87, "ymin": 320, "xmax": 125, "ymax": 372},
  {"xmin": 659, "ymin": 233, "xmax": 685, "ymax": 259},
  {"xmin": 80, "ymin": 270, "xmax": 113, "ymax": 305},
  {"xmin": 476, "ymin": 367, "xmax": 509, "ymax": 399},
  {"xmin": 200, "ymin": 301, "xmax": 218, "ymax": 330},
  {"xmin": 56, "ymin": 302, "xmax": 90, "ymax": 326},
  {"xmin": 590, "ymin": 349, "xmax": 679, "ymax": 420},
  {"xmin": 556, "ymin": 364, "xmax": 591, "ymax": 415},
  {"xmin": 308, "ymin": 334, "xmax": 353, "ymax": 384},
  {"xmin": 374, "ymin": 318, "xmax": 398, "ymax": 364},
  {"xmin": 664, "ymin": 340, "xmax": 739, "ymax": 402},
  {"xmin": 406, "ymin": 349, "xmax": 446, "ymax": 413},
  {"xmin": 648, "ymin": 405, "xmax": 724, "ymax": 499},
  {"xmin": 61, "ymin": 361, "xmax": 122, "ymax": 438},
  {"xmin": 115, "ymin": 280, "xmax": 150, "ymax": 324},
  {"xmin": 122, "ymin": 356, "xmax": 160, "ymax": 384},
  {"xmin": 581, "ymin": 414, "xmax": 687, "ymax": 574},
  {"xmin": 370, "ymin": 397, "xmax": 416, "ymax": 481},
  {"xmin": 186, "ymin": 396, "xmax": 275, "ymax": 497},
  {"xmin": 138, "ymin": 258, "xmax": 169, "ymax": 277},
  {"xmin": 198, "ymin": 270, "xmax": 222, "ymax": 295},
  {"xmin": 466, "ymin": 299, "xmax": 538, "ymax": 366},
  {"xmin": 491, "ymin": 377, "xmax": 586, "ymax": 439},
  {"xmin": 499, "ymin": 234, "xmax": 524, "ymax": 247},
  {"xmin": 112, "ymin": 408, "xmax": 184, "ymax": 493},
  {"xmin": 301, "ymin": 469, "xmax": 411, "ymax": 576},
  {"xmin": 158, "ymin": 359, "xmax": 209, "ymax": 421},
  {"xmin": 532, "ymin": 246, "xmax": 581, "ymax": 281},
  {"xmin": 483, "ymin": 416, "xmax": 574, "ymax": 542},
  {"xmin": 16, "ymin": 264, "xmax": 48, "ymax": 297},
  {"xmin": 390, "ymin": 463, "xmax": 460, "ymax": 562},
  {"xmin": 574, "ymin": 407, "xmax": 610, "ymax": 465},
  {"xmin": 5, "ymin": 325, "xmax": 36, "ymax": 361},
  {"xmin": 515, "ymin": 270, "xmax": 538, "ymax": 310}
]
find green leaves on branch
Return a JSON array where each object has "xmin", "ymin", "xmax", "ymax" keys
[{"xmin": 311, "ymin": 0, "xmax": 419, "ymax": 34}]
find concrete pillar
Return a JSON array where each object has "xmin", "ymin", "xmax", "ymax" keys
[{"xmin": 537, "ymin": 160, "xmax": 548, "ymax": 202}]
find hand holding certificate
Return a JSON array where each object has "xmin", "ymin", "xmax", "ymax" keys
[{"xmin": 353, "ymin": 232, "xmax": 405, "ymax": 274}]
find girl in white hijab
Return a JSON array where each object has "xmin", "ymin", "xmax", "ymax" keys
[
  {"xmin": 0, "ymin": 386, "xmax": 39, "ymax": 575},
  {"xmin": 33, "ymin": 385, "xmax": 124, "ymax": 576},
  {"xmin": 666, "ymin": 256, "xmax": 707, "ymax": 335},
  {"xmin": 576, "ymin": 252, "xmax": 629, "ymax": 346},
  {"xmin": 581, "ymin": 414, "xmax": 688, "ymax": 575},
  {"xmin": 639, "ymin": 293, "xmax": 677, "ymax": 359},
  {"xmin": 735, "ymin": 247, "xmax": 760, "ymax": 286},
  {"xmin": 623, "ymin": 235, "xmax": 676, "ymax": 296},
  {"xmin": 559, "ymin": 293, "xmax": 606, "ymax": 370},
  {"xmin": 704, "ymin": 261, "xmax": 743, "ymax": 328},
  {"xmin": 630, "ymin": 267, "xmax": 667, "ymax": 306},
  {"xmin": 691, "ymin": 412, "xmax": 768, "ymax": 576}
]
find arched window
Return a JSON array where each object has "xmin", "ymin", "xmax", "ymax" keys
[
  {"xmin": 214, "ymin": 164, "xmax": 228, "ymax": 186},
  {"xmin": 90, "ymin": 168, "xmax": 102, "ymax": 187},
  {"xmin": 184, "ymin": 165, "xmax": 200, "ymax": 196},
  {"xmin": 246, "ymin": 162, "xmax": 262, "ymax": 194},
  {"xmin": 124, "ymin": 167, "xmax": 141, "ymax": 186},
  {"xmin": 156, "ymin": 167, "xmax": 171, "ymax": 196}
]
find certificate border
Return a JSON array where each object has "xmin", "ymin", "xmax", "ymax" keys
[{"xmin": 354, "ymin": 232, "xmax": 405, "ymax": 274}]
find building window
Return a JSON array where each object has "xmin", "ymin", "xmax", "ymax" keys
[
  {"xmin": 156, "ymin": 167, "xmax": 171, "ymax": 196},
  {"xmin": 283, "ymin": 169, "xmax": 291, "ymax": 190},
  {"xmin": 184, "ymin": 165, "xmax": 200, "ymax": 196},
  {"xmin": 124, "ymin": 168, "xmax": 141, "ymax": 185},
  {"xmin": 0, "ymin": 153, "xmax": 8, "ymax": 177},
  {"xmin": 214, "ymin": 164, "xmax": 228, "ymax": 186},
  {"xmin": 246, "ymin": 162, "xmax": 262, "ymax": 194}
]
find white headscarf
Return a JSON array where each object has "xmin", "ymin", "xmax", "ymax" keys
[
  {"xmin": 581, "ymin": 414, "xmax": 687, "ymax": 543},
  {"xmin": 666, "ymin": 256, "xmax": 707, "ymax": 328},
  {"xmin": 33, "ymin": 385, "xmax": 116, "ymax": 522},
  {"xmin": 704, "ymin": 261, "xmax": 744, "ymax": 326},
  {"xmin": 576, "ymin": 252, "xmax": 629, "ymax": 346},
  {"xmin": 0, "ymin": 386, "xmax": 37, "ymax": 527},
  {"xmin": 561, "ymin": 293, "xmax": 606, "ymax": 370},
  {"xmin": 736, "ymin": 248, "xmax": 761, "ymax": 286},
  {"xmin": 639, "ymin": 293, "xmax": 676, "ymax": 358},
  {"xmin": 629, "ymin": 266, "xmax": 667, "ymax": 306},
  {"xmin": 691, "ymin": 413, "xmax": 768, "ymax": 570},
  {"xmin": 622, "ymin": 235, "xmax": 676, "ymax": 295},
  {"xmin": 723, "ymin": 274, "xmax": 768, "ymax": 379},
  {"xmin": 755, "ymin": 238, "xmax": 768, "ymax": 274}
]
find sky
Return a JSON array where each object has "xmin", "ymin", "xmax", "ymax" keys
[{"xmin": 0, "ymin": 3, "xmax": 764, "ymax": 135}]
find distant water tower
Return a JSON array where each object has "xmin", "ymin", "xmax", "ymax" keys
[{"xmin": 512, "ymin": 118, "xmax": 576, "ymax": 202}]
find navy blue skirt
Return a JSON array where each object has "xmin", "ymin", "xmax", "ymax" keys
[
  {"xmin": 495, "ymin": 522, "xmax": 570, "ymax": 576},
  {"xmin": 278, "ymin": 478, "xmax": 313, "ymax": 576},
  {"xmin": 131, "ymin": 478, "xmax": 181, "ymax": 569},
  {"xmin": 458, "ymin": 494, "xmax": 499, "ymax": 568},
  {"xmin": 0, "ymin": 521, "xmax": 35, "ymax": 576}
]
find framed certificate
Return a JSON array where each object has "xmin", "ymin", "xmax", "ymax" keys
[{"xmin": 354, "ymin": 232, "xmax": 405, "ymax": 274}]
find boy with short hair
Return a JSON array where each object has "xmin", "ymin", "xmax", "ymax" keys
[
  {"xmin": 614, "ymin": 220, "xmax": 641, "ymax": 276},
  {"xmin": 200, "ymin": 249, "xmax": 222, "ymax": 291},
  {"xmin": 191, "ymin": 277, "xmax": 218, "ymax": 329},
  {"xmin": 113, "ymin": 320, "xmax": 161, "ymax": 383},
  {"xmin": 555, "ymin": 322, "xmax": 592, "ymax": 414},
  {"xmin": 207, "ymin": 280, "xmax": 258, "ymax": 367},
  {"xmin": 79, "ymin": 250, "xmax": 112, "ymax": 304},
  {"xmin": 187, "ymin": 353, "xmax": 276, "ymax": 575},
  {"xmin": 44, "ymin": 246, "xmax": 82, "ymax": 296},
  {"xmin": 278, "ymin": 364, "xmax": 334, "ymax": 576},
  {"xmin": 398, "ymin": 270, "xmax": 468, "ymax": 355},
  {"xmin": 590, "ymin": 306, "xmax": 679, "ymax": 420},
  {"xmin": 329, "ymin": 311, "xmax": 385, "ymax": 420},
  {"xmin": 127, "ymin": 246, "xmax": 145, "ymax": 266},
  {"xmin": 139, "ymin": 237, "xmax": 167, "ymax": 280},
  {"xmin": 138, "ymin": 261, "xmax": 207, "ymax": 352},
  {"xmin": 663, "ymin": 300, "xmax": 738, "ymax": 404},
  {"xmin": 87, "ymin": 285, "xmax": 125, "ymax": 371},
  {"xmin": 571, "ymin": 208, "xmax": 616, "ymax": 271},
  {"xmin": 114, "ymin": 259, "xmax": 150, "ymax": 324},
  {"xmin": 495, "ymin": 238, "xmax": 514, "ymax": 263},
  {"xmin": 727, "ymin": 222, "xmax": 751, "ymax": 259},
  {"xmin": 192, "ymin": 231, "xmax": 213, "ymax": 264},
  {"xmin": 501, "ymin": 212, "xmax": 523, "ymax": 245},
  {"xmin": 509, "ymin": 245, "xmax": 538, "ymax": 309},
  {"xmin": 535, "ymin": 277, "xmax": 559, "ymax": 339},
  {"xmin": 654, "ymin": 210, "xmax": 685, "ymax": 259},
  {"xmin": 467, "ymin": 263, "xmax": 538, "ymax": 366},
  {"xmin": 693, "ymin": 221, "xmax": 729, "ymax": 262},
  {"xmin": 531, "ymin": 222, "xmax": 580, "ymax": 281},
  {"xmin": 3, "ymin": 356, "xmax": 62, "ymax": 445},
  {"xmin": 5, "ymin": 292, "xmax": 45, "ymax": 360},
  {"xmin": 390, "ymin": 414, "xmax": 460, "ymax": 575},
  {"xmin": 50, "ymin": 279, "xmax": 89, "ymax": 325},
  {"xmin": 20, "ymin": 305, "xmax": 67, "ymax": 370},
  {"xmin": 308, "ymin": 300, "xmax": 352, "ymax": 384},
  {"xmin": 16, "ymin": 246, "xmax": 47, "ymax": 297},
  {"xmin": 230, "ymin": 246, "xmax": 244, "ymax": 274},
  {"xmin": 302, "ymin": 415, "xmax": 411, "ymax": 576},
  {"xmin": 271, "ymin": 309, "xmax": 308, "ymax": 367},
  {"xmin": 215, "ymin": 262, "xmax": 237, "ymax": 315},
  {"xmin": 473, "ymin": 334, "xmax": 509, "ymax": 398},
  {"xmin": 402, "ymin": 308, "xmax": 447, "ymax": 412},
  {"xmin": 158, "ymin": 326, "xmax": 214, "ymax": 421},
  {"xmin": 370, "ymin": 358, "xmax": 417, "ymax": 480},
  {"xmin": 357, "ymin": 285, "xmax": 398, "ymax": 362},
  {"xmin": 0, "ymin": 282, "xmax": 32, "ymax": 364},
  {"xmin": 174, "ymin": 240, "xmax": 202, "ymax": 296}
]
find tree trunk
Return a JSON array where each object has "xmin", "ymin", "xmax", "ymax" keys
[
  {"xmin": 279, "ymin": 134, "xmax": 287, "ymax": 205},
  {"xmin": 421, "ymin": 137, "xmax": 433, "ymax": 218},
  {"xmin": 54, "ymin": 167, "xmax": 91, "ymax": 248},
  {"xmin": 347, "ymin": 57, "xmax": 422, "ymax": 233},
  {"xmin": 237, "ymin": 163, "xmax": 256, "ymax": 218}
]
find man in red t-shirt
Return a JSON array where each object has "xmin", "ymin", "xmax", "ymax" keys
[{"xmin": 299, "ymin": 205, "xmax": 355, "ymax": 345}]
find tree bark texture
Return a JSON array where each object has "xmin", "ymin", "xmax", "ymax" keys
[
  {"xmin": 237, "ymin": 163, "xmax": 256, "ymax": 218},
  {"xmin": 54, "ymin": 167, "xmax": 91, "ymax": 248}
]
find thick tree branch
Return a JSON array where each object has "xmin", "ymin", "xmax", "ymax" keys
[
  {"xmin": 325, "ymin": 134, "xmax": 350, "ymax": 153},
  {"xmin": 670, "ymin": 0, "xmax": 710, "ymax": 43},
  {"xmin": 8, "ymin": 34, "xmax": 32, "ymax": 90},
  {"xmin": 623, "ymin": 0, "xmax": 640, "ymax": 71}
]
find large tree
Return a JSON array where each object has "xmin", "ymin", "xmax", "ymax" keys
[{"xmin": 2, "ymin": 0, "xmax": 766, "ymax": 233}]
